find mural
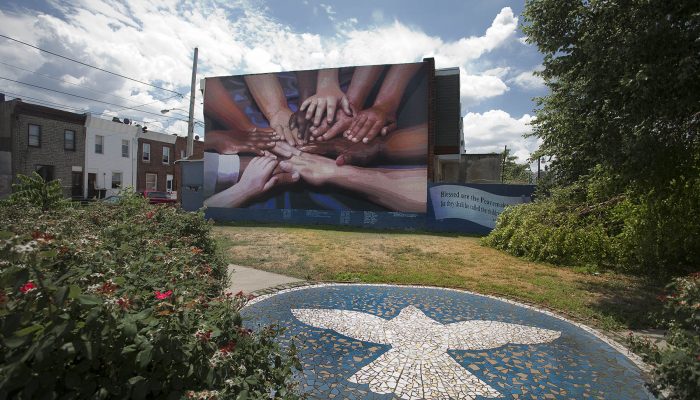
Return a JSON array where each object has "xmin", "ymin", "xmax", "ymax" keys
[{"xmin": 203, "ymin": 62, "xmax": 429, "ymax": 213}]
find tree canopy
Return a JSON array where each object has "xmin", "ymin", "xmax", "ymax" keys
[{"xmin": 523, "ymin": 0, "xmax": 699, "ymax": 189}]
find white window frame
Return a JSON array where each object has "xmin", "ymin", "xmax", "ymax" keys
[
  {"xmin": 122, "ymin": 140, "xmax": 129, "ymax": 158},
  {"xmin": 111, "ymin": 172, "xmax": 122, "ymax": 189},
  {"xmin": 95, "ymin": 135, "xmax": 104, "ymax": 154},
  {"xmin": 142, "ymin": 143, "xmax": 150, "ymax": 162},
  {"xmin": 145, "ymin": 173, "xmax": 157, "ymax": 191},
  {"xmin": 162, "ymin": 146, "xmax": 170, "ymax": 164},
  {"xmin": 166, "ymin": 174, "xmax": 174, "ymax": 192}
]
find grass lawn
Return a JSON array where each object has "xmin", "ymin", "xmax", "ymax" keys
[{"xmin": 215, "ymin": 224, "xmax": 663, "ymax": 332}]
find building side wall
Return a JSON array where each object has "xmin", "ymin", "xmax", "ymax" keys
[{"xmin": 0, "ymin": 101, "xmax": 15, "ymax": 198}]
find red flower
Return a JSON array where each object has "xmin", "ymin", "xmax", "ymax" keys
[
  {"xmin": 195, "ymin": 330, "xmax": 212, "ymax": 342},
  {"xmin": 154, "ymin": 290, "xmax": 173, "ymax": 300},
  {"xmin": 31, "ymin": 231, "xmax": 54, "ymax": 242},
  {"xmin": 146, "ymin": 211, "xmax": 155, "ymax": 219},
  {"xmin": 219, "ymin": 340, "xmax": 237, "ymax": 355},
  {"xmin": 19, "ymin": 281, "xmax": 37, "ymax": 294},
  {"xmin": 116, "ymin": 297, "xmax": 131, "ymax": 310},
  {"xmin": 97, "ymin": 281, "xmax": 118, "ymax": 295},
  {"xmin": 235, "ymin": 290, "xmax": 245, "ymax": 298},
  {"xmin": 191, "ymin": 246, "xmax": 203, "ymax": 255}
]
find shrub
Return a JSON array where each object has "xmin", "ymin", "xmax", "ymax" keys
[
  {"xmin": 484, "ymin": 173, "xmax": 699, "ymax": 276},
  {"xmin": 483, "ymin": 185, "xmax": 616, "ymax": 269},
  {"xmin": 0, "ymin": 187, "xmax": 299, "ymax": 399},
  {"xmin": 628, "ymin": 273, "xmax": 700, "ymax": 399}
]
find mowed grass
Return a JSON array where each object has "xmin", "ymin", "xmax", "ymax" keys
[{"xmin": 214, "ymin": 224, "xmax": 662, "ymax": 332}]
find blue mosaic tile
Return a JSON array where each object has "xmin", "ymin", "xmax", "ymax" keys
[{"xmin": 241, "ymin": 284, "xmax": 655, "ymax": 399}]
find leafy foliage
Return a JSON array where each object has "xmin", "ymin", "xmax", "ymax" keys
[
  {"xmin": 9, "ymin": 172, "xmax": 68, "ymax": 211},
  {"xmin": 522, "ymin": 0, "xmax": 699, "ymax": 188},
  {"xmin": 0, "ymin": 187, "xmax": 300, "ymax": 399},
  {"xmin": 501, "ymin": 148, "xmax": 532, "ymax": 184},
  {"xmin": 628, "ymin": 273, "xmax": 700, "ymax": 400}
]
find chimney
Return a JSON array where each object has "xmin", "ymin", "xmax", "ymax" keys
[{"xmin": 0, "ymin": 93, "xmax": 5, "ymax": 102}]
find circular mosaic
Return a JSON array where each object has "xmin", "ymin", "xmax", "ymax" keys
[{"xmin": 242, "ymin": 284, "xmax": 654, "ymax": 400}]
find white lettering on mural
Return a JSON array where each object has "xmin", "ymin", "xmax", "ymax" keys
[{"xmin": 430, "ymin": 185, "xmax": 531, "ymax": 229}]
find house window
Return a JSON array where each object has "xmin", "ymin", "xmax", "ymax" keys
[
  {"xmin": 166, "ymin": 174, "xmax": 173, "ymax": 192},
  {"xmin": 145, "ymin": 173, "xmax": 157, "ymax": 190},
  {"xmin": 142, "ymin": 143, "xmax": 150, "ymax": 162},
  {"xmin": 122, "ymin": 140, "xmax": 129, "ymax": 158},
  {"xmin": 162, "ymin": 146, "xmax": 170, "ymax": 164},
  {"xmin": 28, "ymin": 124, "xmax": 41, "ymax": 147},
  {"xmin": 64, "ymin": 130, "xmax": 75, "ymax": 151},
  {"xmin": 95, "ymin": 135, "xmax": 104, "ymax": 154},
  {"xmin": 111, "ymin": 172, "xmax": 122, "ymax": 189},
  {"xmin": 35, "ymin": 165, "xmax": 54, "ymax": 181}
]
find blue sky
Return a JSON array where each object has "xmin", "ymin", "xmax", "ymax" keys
[{"xmin": 0, "ymin": 0, "xmax": 546, "ymax": 162}]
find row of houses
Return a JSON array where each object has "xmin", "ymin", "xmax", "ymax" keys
[{"xmin": 0, "ymin": 95, "xmax": 203, "ymax": 200}]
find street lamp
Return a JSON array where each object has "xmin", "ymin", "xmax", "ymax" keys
[{"xmin": 160, "ymin": 108, "xmax": 188, "ymax": 114}]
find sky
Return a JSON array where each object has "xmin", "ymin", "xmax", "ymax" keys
[{"xmin": 0, "ymin": 0, "xmax": 546, "ymax": 164}]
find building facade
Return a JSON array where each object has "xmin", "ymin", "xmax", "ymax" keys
[
  {"xmin": 84, "ymin": 114, "xmax": 139, "ymax": 199},
  {"xmin": 136, "ymin": 131, "xmax": 178, "ymax": 196},
  {"xmin": 0, "ymin": 98, "xmax": 87, "ymax": 198}
]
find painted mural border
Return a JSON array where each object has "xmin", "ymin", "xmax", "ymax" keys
[{"xmin": 244, "ymin": 282, "xmax": 651, "ymax": 374}]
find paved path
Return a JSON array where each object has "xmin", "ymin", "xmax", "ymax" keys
[
  {"xmin": 226, "ymin": 264, "xmax": 304, "ymax": 294},
  {"xmin": 243, "ymin": 284, "xmax": 654, "ymax": 400}
]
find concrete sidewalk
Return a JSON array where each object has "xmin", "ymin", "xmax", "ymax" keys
[{"xmin": 227, "ymin": 264, "xmax": 304, "ymax": 295}]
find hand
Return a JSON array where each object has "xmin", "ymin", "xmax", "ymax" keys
[
  {"xmin": 346, "ymin": 103, "xmax": 397, "ymax": 144},
  {"xmin": 289, "ymin": 110, "xmax": 312, "ymax": 144},
  {"xmin": 205, "ymin": 128, "xmax": 278, "ymax": 156},
  {"xmin": 309, "ymin": 103, "xmax": 356, "ymax": 142},
  {"xmin": 298, "ymin": 137, "xmax": 353, "ymax": 159},
  {"xmin": 300, "ymin": 87, "xmax": 352, "ymax": 127},
  {"xmin": 335, "ymin": 140, "xmax": 382, "ymax": 167},
  {"xmin": 301, "ymin": 138, "xmax": 380, "ymax": 167},
  {"xmin": 279, "ymin": 153, "xmax": 340, "ymax": 186},
  {"xmin": 269, "ymin": 140, "xmax": 302, "ymax": 159},
  {"xmin": 268, "ymin": 108, "xmax": 301, "ymax": 146}
]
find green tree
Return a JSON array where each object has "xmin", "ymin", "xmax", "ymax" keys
[
  {"xmin": 501, "ymin": 149, "xmax": 532, "ymax": 184},
  {"xmin": 523, "ymin": 0, "xmax": 699, "ymax": 188}
]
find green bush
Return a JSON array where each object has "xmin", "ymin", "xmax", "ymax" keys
[
  {"xmin": 628, "ymin": 273, "xmax": 700, "ymax": 399},
  {"xmin": 0, "ymin": 188, "xmax": 300, "ymax": 399},
  {"xmin": 483, "ymin": 185, "xmax": 616, "ymax": 269},
  {"xmin": 484, "ymin": 173, "xmax": 699, "ymax": 276}
]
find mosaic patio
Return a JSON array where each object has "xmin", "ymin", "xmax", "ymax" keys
[{"xmin": 242, "ymin": 284, "xmax": 655, "ymax": 399}]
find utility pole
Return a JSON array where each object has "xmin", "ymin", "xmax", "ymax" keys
[
  {"xmin": 501, "ymin": 145, "xmax": 507, "ymax": 183},
  {"xmin": 186, "ymin": 47, "xmax": 198, "ymax": 157}
]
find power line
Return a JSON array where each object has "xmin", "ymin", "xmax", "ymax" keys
[
  {"xmin": 4, "ymin": 92, "xmax": 193, "ymax": 137},
  {"xmin": 0, "ymin": 60, "xmax": 181, "ymax": 108},
  {"xmin": 0, "ymin": 33, "xmax": 185, "ymax": 97},
  {"xmin": 1, "ymin": 75, "xmax": 194, "ymax": 120}
]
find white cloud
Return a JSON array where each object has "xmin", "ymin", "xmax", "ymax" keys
[
  {"xmin": 510, "ymin": 68, "xmax": 545, "ymax": 90},
  {"xmin": 0, "ymin": 1, "xmax": 523, "ymax": 136},
  {"xmin": 462, "ymin": 110, "xmax": 539, "ymax": 162}
]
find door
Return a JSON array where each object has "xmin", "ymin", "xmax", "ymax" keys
[
  {"xmin": 88, "ymin": 173, "xmax": 96, "ymax": 199},
  {"xmin": 71, "ymin": 172, "xmax": 83, "ymax": 199}
]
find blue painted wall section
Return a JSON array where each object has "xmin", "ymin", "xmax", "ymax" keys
[{"xmin": 203, "ymin": 181, "xmax": 535, "ymax": 234}]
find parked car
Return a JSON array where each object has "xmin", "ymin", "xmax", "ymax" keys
[
  {"xmin": 101, "ymin": 195, "xmax": 122, "ymax": 204},
  {"xmin": 140, "ymin": 191, "xmax": 177, "ymax": 205}
]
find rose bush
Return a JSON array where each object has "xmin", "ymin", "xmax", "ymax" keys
[{"xmin": 0, "ymin": 185, "xmax": 300, "ymax": 399}]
